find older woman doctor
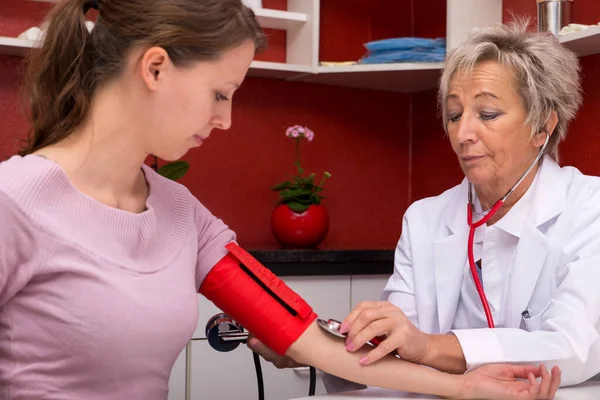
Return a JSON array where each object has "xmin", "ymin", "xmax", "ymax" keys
[
  {"xmin": 337, "ymin": 21, "xmax": 600, "ymax": 388},
  {"xmin": 249, "ymin": 22, "xmax": 598, "ymax": 394}
]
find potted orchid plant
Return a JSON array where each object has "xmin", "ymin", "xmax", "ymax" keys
[{"xmin": 270, "ymin": 125, "xmax": 331, "ymax": 248}]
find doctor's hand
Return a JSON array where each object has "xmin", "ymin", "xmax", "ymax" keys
[
  {"xmin": 341, "ymin": 301, "xmax": 430, "ymax": 365},
  {"xmin": 246, "ymin": 334, "xmax": 305, "ymax": 369},
  {"xmin": 460, "ymin": 363, "xmax": 561, "ymax": 400}
]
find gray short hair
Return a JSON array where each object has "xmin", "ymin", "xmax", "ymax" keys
[{"xmin": 438, "ymin": 20, "xmax": 582, "ymax": 161}]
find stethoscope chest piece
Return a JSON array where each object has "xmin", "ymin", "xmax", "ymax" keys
[{"xmin": 317, "ymin": 318, "xmax": 346, "ymax": 339}]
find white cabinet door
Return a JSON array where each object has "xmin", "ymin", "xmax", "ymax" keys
[
  {"xmin": 350, "ymin": 275, "xmax": 389, "ymax": 309},
  {"xmin": 168, "ymin": 346, "xmax": 187, "ymax": 400},
  {"xmin": 190, "ymin": 339, "xmax": 260, "ymax": 400},
  {"xmin": 190, "ymin": 276, "xmax": 351, "ymax": 400}
]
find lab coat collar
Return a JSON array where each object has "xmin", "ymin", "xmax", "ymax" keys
[
  {"xmin": 443, "ymin": 155, "xmax": 565, "ymax": 236},
  {"xmin": 434, "ymin": 155, "xmax": 565, "ymax": 332}
]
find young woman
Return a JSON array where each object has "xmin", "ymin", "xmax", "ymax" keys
[{"xmin": 0, "ymin": 1, "xmax": 559, "ymax": 399}]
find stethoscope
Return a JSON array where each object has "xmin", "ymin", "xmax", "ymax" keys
[{"xmin": 467, "ymin": 129, "xmax": 550, "ymax": 328}]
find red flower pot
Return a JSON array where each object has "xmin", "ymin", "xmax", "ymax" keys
[{"xmin": 271, "ymin": 204, "xmax": 329, "ymax": 248}]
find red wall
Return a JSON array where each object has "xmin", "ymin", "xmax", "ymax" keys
[{"xmin": 1, "ymin": 1, "xmax": 600, "ymax": 249}]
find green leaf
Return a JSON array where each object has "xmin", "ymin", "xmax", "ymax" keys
[
  {"xmin": 280, "ymin": 188, "xmax": 313, "ymax": 198},
  {"xmin": 271, "ymin": 181, "xmax": 292, "ymax": 191},
  {"xmin": 287, "ymin": 202, "xmax": 309, "ymax": 213},
  {"xmin": 158, "ymin": 161, "xmax": 189, "ymax": 181}
]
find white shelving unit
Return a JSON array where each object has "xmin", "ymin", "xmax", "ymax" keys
[
  {"xmin": 16, "ymin": 0, "xmax": 585, "ymax": 93},
  {"xmin": 253, "ymin": 8, "xmax": 306, "ymax": 30},
  {"xmin": 560, "ymin": 25, "xmax": 600, "ymax": 57},
  {"xmin": 301, "ymin": 62, "xmax": 445, "ymax": 93}
]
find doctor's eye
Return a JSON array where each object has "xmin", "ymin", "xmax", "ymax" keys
[
  {"xmin": 448, "ymin": 113, "xmax": 462, "ymax": 123},
  {"xmin": 215, "ymin": 92, "xmax": 229, "ymax": 102},
  {"xmin": 480, "ymin": 112, "xmax": 500, "ymax": 121}
]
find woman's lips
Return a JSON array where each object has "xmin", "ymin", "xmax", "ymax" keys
[{"xmin": 462, "ymin": 155, "xmax": 485, "ymax": 163}]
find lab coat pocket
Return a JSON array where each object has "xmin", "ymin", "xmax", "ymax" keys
[{"xmin": 521, "ymin": 302, "xmax": 552, "ymax": 331}]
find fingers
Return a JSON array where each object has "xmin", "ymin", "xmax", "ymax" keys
[
  {"xmin": 536, "ymin": 365, "xmax": 561, "ymax": 400},
  {"xmin": 346, "ymin": 307, "xmax": 392, "ymax": 349},
  {"xmin": 523, "ymin": 364, "xmax": 560, "ymax": 400},
  {"xmin": 508, "ymin": 365, "xmax": 543, "ymax": 379},
  {"xmin": 247, "ymin": 337, "xmax": 278, "ymax": 362},
  {"xmin": 528, "ymin": 372, "xmax": 541, "ymax": 398},
  {"xmin": 356, "ymin": 338, "xmax": 398, "ymax": 366},
  {"xmin": 340, "ymin": 301, "xmax": 378, "ymax": 334},
  {"xmin": 537, "ymin": 364, "xmax": 551, "ymax": 399},
  {"xmin": 547, "ymin": 366, "xmax": 561, "ymax": 399}
]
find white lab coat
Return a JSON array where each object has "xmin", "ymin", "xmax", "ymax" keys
[{"xmin": 382, "ymin": 156, "xmax": 600, "ymax": 386}]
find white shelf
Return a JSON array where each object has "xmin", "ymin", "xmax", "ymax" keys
[
  {"xmin": 30, "ymin": 1, "xmax": 308, "ymax": 32},
  {"xmin": 0, "ymin": 37, "xmax": 34, "ymax": 57},
  {"xmin": 253, "ymin": 8, "xmax": 307, "ymax": 31},
  {"xmin": 248, "ymin": 61, "xmax": 312, "ymax": 79},
  {"xmin": 300, "ymin": 62, "xmax": 445, "ymax": 93},
  {"xmin": 316, "ymin": 62, "xmax": 443, "ymax": 74},
  {"xmin": 560, "ymin": 25, "xmax": 600, "ymax": 57},
  {"xmin": 7, "ymin": 0, "xmax": 502, "ymax": 93}
]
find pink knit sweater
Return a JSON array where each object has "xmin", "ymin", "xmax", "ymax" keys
[{"xmin": 0, "ymin": 155, "xmax": 235, "ymax": 399}]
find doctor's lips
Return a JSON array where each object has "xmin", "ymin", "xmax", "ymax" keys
[{"xmin": 461, "ymin": 155, "xmax": 486, "ymax": 163}]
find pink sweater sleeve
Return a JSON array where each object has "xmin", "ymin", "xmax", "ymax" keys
[
  {"xmin": 0, "ymin": 193, "xmax": 46, "ymax": 307},
  {"xmin": 193, "ymin": 198, "xmax": 237, "ymax": 290}
]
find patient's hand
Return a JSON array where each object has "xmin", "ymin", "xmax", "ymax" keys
[
  {"xmin": 461, "ymin": 364, "xmax": 561, "ymax": 400},
  {"xmin": 247, "ymin": 334, "xmax": 305, "ymax": 369}
]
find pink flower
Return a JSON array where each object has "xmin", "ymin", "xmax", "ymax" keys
[
  {"xmin": 285, "ymin": 125, "xmax": 315, "ymax": 141},
  {"xmin": 285, "ymin": 126, "xmax": 296, "ymax": 137},
  {"xmin": 304, "ymin": 128, "xmax": 315, "ymax": 142}
]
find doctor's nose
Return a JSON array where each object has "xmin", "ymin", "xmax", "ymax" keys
[{"xmin": 454, "ymin": 113, "xmax": 479, "ymax": 144}]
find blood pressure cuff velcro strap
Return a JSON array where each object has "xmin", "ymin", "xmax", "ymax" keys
[{"xmin": 199, "ymin": 242, "xmax": 317, "ymax": 356}]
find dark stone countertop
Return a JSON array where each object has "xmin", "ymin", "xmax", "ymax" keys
[{"xmin": 247, "ymin": 249, "xmax": 394, "ymax": 276}]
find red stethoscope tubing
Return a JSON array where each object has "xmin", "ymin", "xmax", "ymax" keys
[
  {"xmin": 465, "ymin": 130, "xmax": 549, "ymax": 330},
  {"xmin": 466, "ymin": 200, "xmax": 504, "ymax": 329}
]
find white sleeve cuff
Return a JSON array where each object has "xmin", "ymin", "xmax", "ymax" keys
[{"xmin": 451, "ymin": 328, "xmax": 505, "ymax": 371}]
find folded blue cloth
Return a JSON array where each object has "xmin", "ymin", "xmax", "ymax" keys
[
  {"xmin": 359, "ymin": 37, "xmax": 446, "ymax": 63},
  {"xmin": 359, "ymin": 49, "xmax": 446, "ymax": 64},
  {"xmin": 364, "ymin": 37, "xmax": 446, "ymax": 53}
]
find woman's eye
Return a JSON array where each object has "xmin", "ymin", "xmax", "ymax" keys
[
  {"xmin": 449, "ymin": 113, "xmax": 462, "ymax": 123},
  {"xmin": 480, "ymin": 112, "xmax": 500, "ymax": 121},
  {"xmin": 215, "ymin": 93, "xmax": 229, "ymax": 101}
]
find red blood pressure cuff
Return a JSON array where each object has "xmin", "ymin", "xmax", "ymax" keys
[{"xmin": 199, "ymin": 242, "xmax": 317, "ymax": 356}]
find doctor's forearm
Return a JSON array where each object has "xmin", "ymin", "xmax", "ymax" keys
[
  {"xmin": 422, "ymin": 334, "xmax": 467, "ymax": 374},
  {"xmin": 286, "ymin": 322, "xmax": 464, "ymax": 398}
]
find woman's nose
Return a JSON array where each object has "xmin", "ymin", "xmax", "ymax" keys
[
  {"xmin": 211, "ymin": 105, "xmax": 232, "ymax": 131},
  {"xmin": 454, "ymin": 113, "xmax": 478, "ymax": 143}
]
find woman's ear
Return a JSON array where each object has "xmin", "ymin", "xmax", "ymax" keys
[
  {"xmin": 544, "ymin": 111, "xmax": 559, "ymax": 138},
  {"xmin": 534, "ymin": 111, "xmax": 559, "ymax": 148},
  {"xmin": 139, "ymin": 46, "xmax": 170, "ymax": 92}
]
